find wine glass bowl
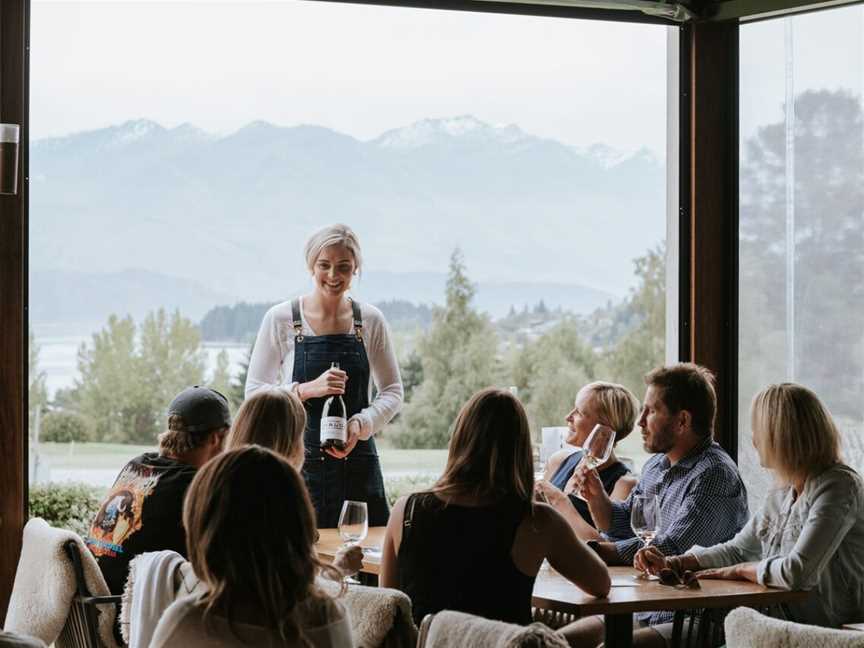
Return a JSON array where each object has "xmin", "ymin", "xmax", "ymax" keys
[
  {"xmin": 631, "ymin": 494, "xmax": 662, "ymax": 579},
  {"xmin": 581, "ymin": 424, "xmax": 616, "ymax": 469},
  {"xmin": 338, "ymin": 500, "xmax": 369, "ymax": 546},
  {"xmin": 571, "ymin": 424, "xmax": 616, "ymax": 500}
]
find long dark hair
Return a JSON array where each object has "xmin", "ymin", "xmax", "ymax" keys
[
  {"xmin": 432, "ymin": 387, "xmax": 534, "ymax": 503},
  {"xmin": 183, "ymin": 445, "xmax": 341, "ymax": 644}
]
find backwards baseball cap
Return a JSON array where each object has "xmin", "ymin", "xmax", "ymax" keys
[{"xmin": 167, "ymin": 386, "xmax": 231, "ymax": 433}]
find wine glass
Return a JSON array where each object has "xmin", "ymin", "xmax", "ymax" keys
[
  {"xmin": 338, "ymin": 500, "xmax": 368, "ymax": 583},
  {"xmin": 630, "ymin": 494, "xmax": 661, "ymax": 579},
  {"xmin": 571, "ymin": 424, "xmax": 616, "ymax": 500}
]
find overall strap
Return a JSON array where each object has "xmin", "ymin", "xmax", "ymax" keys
[
  {"xmin": 290, "ymin": 299, "xmax": 304, "ymax": 342},
  {"xmin": 350, "ymin": 298, "xmax": 364, "ymax": 342}
]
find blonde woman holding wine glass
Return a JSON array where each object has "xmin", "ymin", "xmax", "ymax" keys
[{"xmin": 535, "ymin": 381, "xmax": 640, "ymax": 536}]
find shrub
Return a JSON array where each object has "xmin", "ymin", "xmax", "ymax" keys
[
  {"xmin": 383, "ymin": 474, "xmax": 438, "ymax": 506},
  {"xmin": 29, "ymin": 482, "xmax": 105, "ymax": 537},
  {"xmin": 40, "ymin": 410, "xmax": 93, "ymax": 443}
]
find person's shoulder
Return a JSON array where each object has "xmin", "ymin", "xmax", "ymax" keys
[
  {"xmin": 263, "ymin": 299, "xmax": 297, "ymax": 322},
  {"xmin": 151, "ymin": 595, "xmax": 201, "ymax": 647},
  {"xmin": 810, "ymin": 464, "xmax": 864, "ymax": 501},
  {"xmin": 357, "ymin": 301, "xmax": 387, "ymax": 327}
]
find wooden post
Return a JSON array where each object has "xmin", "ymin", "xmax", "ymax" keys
[
  {"xmin": 686, "ymin": 20, "xmax": 739, "ymax": 458},
  {"xmin": 0, "ymin": 0, "xmax": 29, "ymax": 624}
]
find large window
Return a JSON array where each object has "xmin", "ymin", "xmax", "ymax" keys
[
  {"xmin": 29, "ymin": 2, "xmax": 669, "ymax": 507},
  {"xmin": 739, "ymin": 7, "xmax": 864, "ymax": 508}
]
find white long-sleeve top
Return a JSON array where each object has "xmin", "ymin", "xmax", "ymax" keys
[{"xmin": 245, "ymin": 298, "xmax": 403, "ymax": 441}]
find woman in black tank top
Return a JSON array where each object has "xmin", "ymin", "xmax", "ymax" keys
[{"xmin": 379, "ymin": 388, "xmax": 612, "ymax": 626}]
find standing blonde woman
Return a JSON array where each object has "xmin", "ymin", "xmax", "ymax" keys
[
  {"xmin": 150, "ymin": 446, "xmax": 353, "ymax": 647},
  {"xmin": 535, "ymin": 381, "xmax": 639, "ymax": 534},
  {"xmin": 635, "ymin": 383, "xmax": 864, "ymax": 628},
  {"xmin": 246, "ymin": 224, "xmax": 403, "ymax": 527}
]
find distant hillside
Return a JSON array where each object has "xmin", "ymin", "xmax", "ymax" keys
[
  {"xmin": 30, "ymin": 269, "xmax": 235, "ymax": 327},
  {"xmin": 199, "ymin": 299, "xmax": 435, "ymax": 342},
  {"xmin": 29, "ymin": 115, "xmax": 665, "ymax": 312}
]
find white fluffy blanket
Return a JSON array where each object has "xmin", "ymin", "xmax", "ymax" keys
[
  {"xmin": 725, "ymin": 607, "xmax": 864, "ymax": 648},
  {"xmin": 320, "ymin": 580, "xmax": 417, "ymax": 647},
  {"xmin": 120, "ymin": 550, "xmax": 188, "ymax": 648},
  {"xmin": 424, "ymin": 610, "xmax": 569, "ymax": 648},
  {"xmin": 3, "ymin": 518, "xmax": 118, "ymax": 648}
]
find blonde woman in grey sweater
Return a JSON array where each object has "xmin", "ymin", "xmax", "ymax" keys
[{"xmin": 636, "ymin": 383, "xmax": 864, "ymax": 628}]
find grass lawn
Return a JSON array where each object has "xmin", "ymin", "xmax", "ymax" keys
[{"xmin": 37, "ymin": 442, "xmax": 448, "ymax": 477}]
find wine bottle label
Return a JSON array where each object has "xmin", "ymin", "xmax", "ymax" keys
[{"xmin": 321, "ymin": 416, "xmax": 347, "ymax": 442}]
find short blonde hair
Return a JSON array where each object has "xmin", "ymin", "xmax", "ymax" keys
[
  {"xmin": 225, "ymin": 389, "xmax": 306, "ymax": 462},
  {"xmin": 751, "ymin": 383, "xmax": 841, "ymax": 484},
  {"xmin": 583, "ymin": 381, "xmax": 640, "ymax": 443},
  {"xmin": 304, "ymin": 224, "xmax": 363, "ymax": 274}
]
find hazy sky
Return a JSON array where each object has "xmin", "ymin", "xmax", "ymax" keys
[{"xmin": 31, "ymin": 0, "xmax": 670, "ymax": 154}]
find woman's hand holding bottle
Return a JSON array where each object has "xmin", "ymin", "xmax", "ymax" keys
[
  {"xmin": 297, "ymin": 366, "xmax": 348, "ymax": 401},
  {"xmin": 325, "ymin": 418, "xmax": 361, "ymax": 459}
]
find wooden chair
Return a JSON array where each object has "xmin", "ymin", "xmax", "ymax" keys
[{"xmin": 55, "ymin": 540, "xmax": 122, "ymax": 648}]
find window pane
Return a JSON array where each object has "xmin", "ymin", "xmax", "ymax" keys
[
  {"xmin": 739, "ymin": 8, "xmax": 864, "ymax": 509},
  {"xmin": 29, "ymin": 2, "xmax": 669, "ymax": 514}
]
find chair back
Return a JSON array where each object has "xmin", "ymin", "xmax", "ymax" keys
[
  {"xmin": 4, "ymin": 519, "xmax": 120, "ymax": 648},
  {"xmin": 56, "ymin": 541, "xmax": 121, "ymax": 648},
  {"xmin": 417, "ymin": 614, "xmax": 434, "ymax": 648},
  {"xmin": 420, "ymin": 610, "xmax": 569, "ymax": 648},
  {"xmin": 725, "ymin": 607, "xmax": 864, "ymax": 648},
  {"xmin": 320, "ymin": 581, "xmax": 416, "ymax": 648}
]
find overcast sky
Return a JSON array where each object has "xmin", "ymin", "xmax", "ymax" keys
[{"xmin": 31, "ymin": 0, "xmax": 670, "ymax": 154}]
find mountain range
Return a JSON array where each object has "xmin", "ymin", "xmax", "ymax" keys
[{"xmin": 29, "ymin": 115, "xmax": 665, "ymax": 326}]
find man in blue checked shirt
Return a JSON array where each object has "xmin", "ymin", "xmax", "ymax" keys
[{"xmin": 562, "ymin": 363, "xmax": 749, "ymax": 648}]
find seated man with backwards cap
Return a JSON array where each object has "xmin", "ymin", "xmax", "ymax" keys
[{"xmin": 85, "ymin": 386, "xmax": 231, "ymax": 595}]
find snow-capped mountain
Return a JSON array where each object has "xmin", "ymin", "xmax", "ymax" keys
[{"xmin": 29, "ymin": 115, "xmax": 665, "ymax": 324}]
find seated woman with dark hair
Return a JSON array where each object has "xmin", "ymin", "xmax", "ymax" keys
[
  {"xmin": 635, "ymin": 383, "xmax": 864, "ymax": 630},
  {"xmin": 535, "ymin": 381, "xmax": 640, "ymax": 537},
  {"xmin": 380, "ymin": 387, "xmax": 610, "ymax": 626},
  {"xmin": 150, "ymin": 446, "xmax": 353, "ymax": 648}
]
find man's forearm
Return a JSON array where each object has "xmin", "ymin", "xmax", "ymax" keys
[{"xmin": 587, "ymin": 496, "xmax": 613, "ymax": 532}]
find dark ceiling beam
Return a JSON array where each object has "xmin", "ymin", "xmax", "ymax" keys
[
  {"xmin": 704, "ymin": 0, "xmax": 864, "ymax": 22},
  {"xmin": 311, "ymin": 0, "xmax": 680, "ymax": 24},
  {"xmin": 0, "ymin": 0, "xmax": 29, "ymax": 625}
]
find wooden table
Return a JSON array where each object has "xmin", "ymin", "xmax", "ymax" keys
[
  {"xmin": 534, "ymin": 565, "xmax": 809, "ymax": 647},
  {"xmin": 316, "ymin": 529, "xmax": 809, "ymax": 647},
  {"xmin": 317, "ymin": 527, "xmax": 385, "ymax": 576}
]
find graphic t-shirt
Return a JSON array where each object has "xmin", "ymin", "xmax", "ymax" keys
[{"xmin": 85, "ymin": 453, "xmax": 198, "ymax": 594}]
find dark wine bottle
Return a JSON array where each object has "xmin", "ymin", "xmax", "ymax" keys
[{"xmin": 320, "ymin": 362, "xmax": 347, "ymax": 452}]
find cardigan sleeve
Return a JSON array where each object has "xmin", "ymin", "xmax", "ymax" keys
[
  {"xmin": 245, "ymin": 305, "xmax": 292, "ymax": 398},
  {"xmin": 349, "ymin": 306, "xmax": 404, "ymax": 441}
]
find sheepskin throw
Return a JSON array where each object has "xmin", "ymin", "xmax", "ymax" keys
[
  {"xmin": 424, "ymin": 610, "xmax": 569, "ymax": 648},
  {"xmin": 4, "ymin": 518, "xmax": 119, "ymax": 648},
  {"xmin": 725, "ymin": 607, "xmax": 864, "ymax": 648},
  {"xmin": 320, "ymin": 580, "xmax": 417, "ymax": 648},
  {"xmin": 120, "ymin": 550, "xmax": 189, "ymax": 648}
]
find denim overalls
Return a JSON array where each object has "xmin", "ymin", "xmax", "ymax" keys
[{"xmin": 291, "ymin": 298, "xmax": 389, "ymax": 528}]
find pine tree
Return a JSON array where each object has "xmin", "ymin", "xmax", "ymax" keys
[{"xmin": 393, "ymin": 250, "xmax": 500, "ymax": 448}]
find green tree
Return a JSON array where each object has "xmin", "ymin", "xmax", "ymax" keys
[
  {"xmin": 511, "ymin": 318, "xmax": 599, "ymax": 437},
  {"xmin": 28, "ymin": 328, "xmax": 48, "ymax": 439},
  {"xmin": 393, "ymin": 250, "xmax": 499, "ymax": 448},
  {"xmin": 73, "ymin": 310, "xmax": 205, "ymax": 443},
  {"xmin": 229, "ymin": 341, "xmax": 253, "ymax": 409},
  {"xmin": 209, "ymin": 349, "xmax": 233, "ymax": 406},
  {"xmin": 605, "ymin": 242, "xmax": 666, "ymax": 398},
  {"xmin": 41, "ymin": 411, "xmax": 92, "ymax": 443}
]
